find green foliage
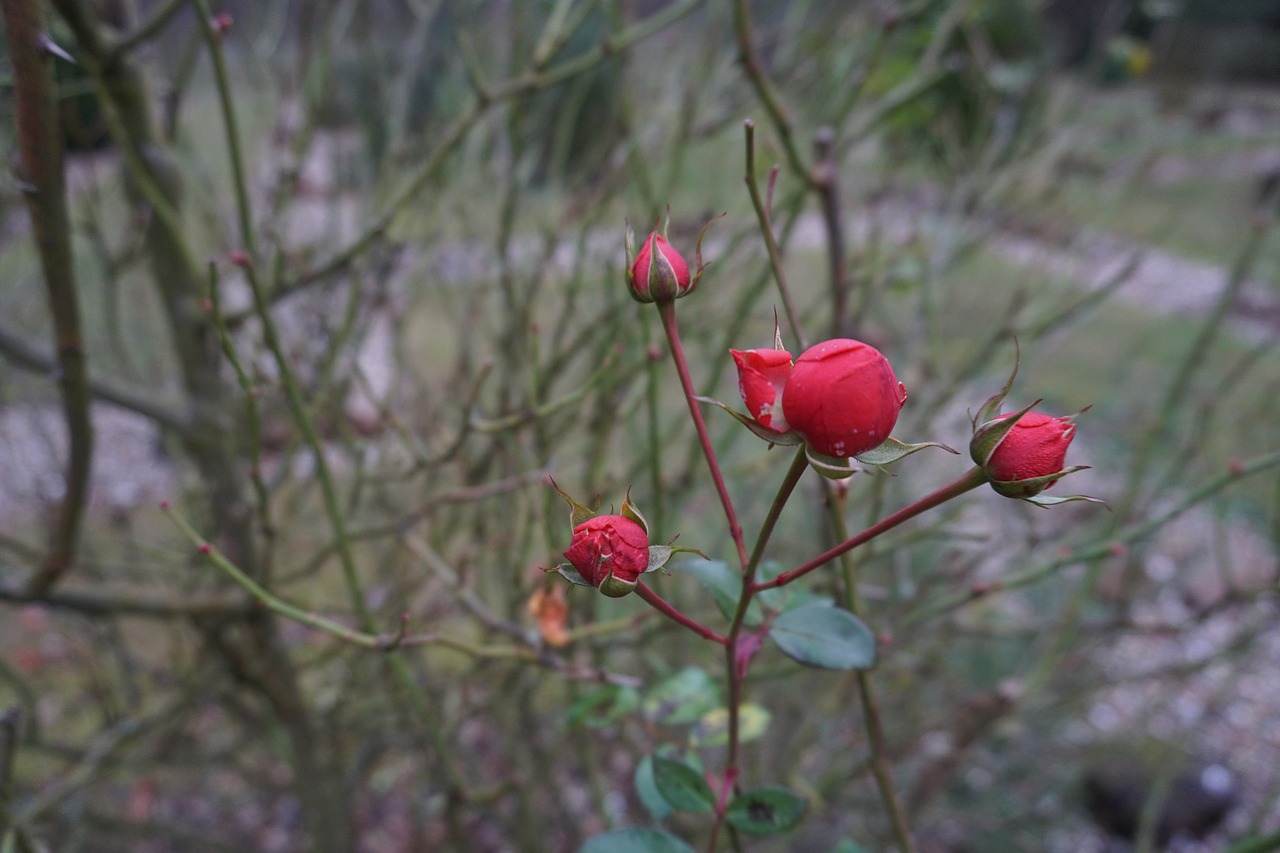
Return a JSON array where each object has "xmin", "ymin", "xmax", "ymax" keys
[
  {"xmin": 725, "ymin": 786, "xmax": 808, "ymax": 836},
  {"xmin": 769, "ymin": 602, "xmax": 878, "ymax": 671},
  {"xmin": 579, "ymin": 827, "xmax": 695, "ymax": 853}
]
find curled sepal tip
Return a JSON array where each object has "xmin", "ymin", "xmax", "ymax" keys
[
  {"xmin": 973, "ymin": 341, "xmax": 1021, "ymax": 429},
  {"xmin": 550, "ymin": 477, "xmax": 598, "ymax": 528}
]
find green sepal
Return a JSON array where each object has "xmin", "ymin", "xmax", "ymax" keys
[
  {"xmin": 599, "ymin": 574, "xmax": 638, "ymax": 598},
  {"xmin": 686, "ymin": 211, "xmax": 726, "ymax": 293},
  {"xmin": 1023, "ymin": 493, "xmax": 1110, "ymax": 509},
  {"xmin": 624, "ymin": 219, "xmax": 637, "ymax": 276},
  {"xmin": 970, "ymin": 398, "xmax": 1041, "ymax": 467},
  {"xmin": 854, "ymin": 436, "xmax": 958, "ymax": 466},
  {"xmin": 620, "ymin": 487, "xmax": 650, "ymax": 537},
  {"xmin": 694, "ymin": 396, "xmax": 805, "ymax": 446},
  {"xmin": 646, "ymin": 229, "xmax": 679, "ymax": 301},
  {"xmin": 974, "ymin": 341, "xmax": 1021, "ymax": 428},
  {"xmin": 989, "ymin": 464, "xmax": 1089, "ymax": 499},
  {"xmin": 556, "ymin": 563, "xmax": 593, "ymax": 587},
  {"xmin": 646, "ymin": 544, "xmax": 707, "ymax": 575},
  {"xmin": 550, "ymin": 478, "xmax": 598, "ymax": 528},
  {"xmin": 804, "ymin": 446, "xmax": 860, "ymax": 479}
]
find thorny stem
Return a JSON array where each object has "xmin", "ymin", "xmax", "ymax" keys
[
  {"xmin": 743, "ymin": 121, "xmax": 807, "ymax": 350},
  {"xmin": 165, "ymin": 508, "xmax": 538, "ymax": 656},
  {"xmin": 634, "ymin": 582, "xmax": 727, "ymax": 645},
  {"xmin": 710, "ymin": 446, "xmax": 809, "ymax": 849},
  {"xmin": 231, "ymin": 259, "xmax": 468, "ymax": 793},
  {"xmin": 729, "ymin": 0, "xmax": 810, "ymax": 185},
  {"xmin": 5, "ymin": 0, "xmax": 93, "ymax": 596},
  {"xmin": 191, "ymin": 0, "xmax": 256, "ymax": 258},
  {"xmin": 811, "ymin": 128, "xmax": 852, "ymax": 339},
  {"xmin": 754, "ymin": 467, "xmax": 989, "ymax": 592},
  {"xmin": 856, "ymin": 669, "xmax": 916, "ymax": 853},
  {"xmin": 829, "ymin": 495, "xmax": 916, "ymax": 853},
  {"xmin": 656, "ymin": 300, "xmax": 749, "ymax": 570},
  {"xmin": 905, "ymin": 448, "xmax": 1280, "ymax": 628}
]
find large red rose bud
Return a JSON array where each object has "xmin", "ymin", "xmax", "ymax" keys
[
  {"xmin": 781, "ymin": 338, "xmax": 906, "ymax": 458},
  {"xmin": 731, "ymin": 347, "xmax": 793, "ymax": 433},
  {"xmin": 971, "ymin": 410, "xmax": 1076, "ymax": 499},
  {"xmin": 562, "ymin": 515, "xmax": 650, "ymax": 598},
  {"xmin": 628, "ymin": 231, "xmax": 691, "ymax": 303}
]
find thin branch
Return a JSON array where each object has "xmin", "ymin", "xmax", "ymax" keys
[
  {"xmin": 0, "ymin": 325, "xmax": 189, "ymax": 434},
  {"xmin": 4, "ymin": 0, "xmax": 94, "ymax": 596}
]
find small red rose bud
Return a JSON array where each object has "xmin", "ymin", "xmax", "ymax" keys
[
  {"xmin": 731, "ymin": 347, "xmax": 793, "ymax": 433},
  {"xmin": 562, "ymin": 514, "xmax": 650, "ymax": 598},
  {"xmin": 781, "ymin": 338, "xmax": 906, "ymax": 458},
  {"xmin": 628, "ymin": 231, "xmax": 691, "ymax": 303},
  {"xmin": 972, "ymin": 410, "xmax": 1076, "ymax": 498}
]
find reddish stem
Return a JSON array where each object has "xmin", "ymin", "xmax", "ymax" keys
[
  {"xmin": 656, "ymin": 300, "xmax": 749, "ymax": 569},
  {"xmin": 635, "ymin": 581, "xmax": 727, "ymax": 645},
  {"xmin": 753, "ymin": 467, "xmax": 989, "ymax": 592}
]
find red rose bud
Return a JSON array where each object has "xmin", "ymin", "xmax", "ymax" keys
[
  {"xmin": 781, "ymin": 338, "xmax": 906, "ymax": 458},
  {"xmin": 972, "ymin": 410, "xmax": 1076, "ymax": 498},
  {"xmin": 628, "ymin": 231, "xmax": 691, "ymax": 303},
  {"xmin": 562, "ymin": 515, "xmax": 650, "ymax": 598},
  {"xmin": 731, "ymin": 347, "xmax": 793, "ymax": 433}
]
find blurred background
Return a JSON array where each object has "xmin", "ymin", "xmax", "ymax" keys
[{"xmin": 1, "ymin": 1, "xmax": 1279, "ymax": 851}]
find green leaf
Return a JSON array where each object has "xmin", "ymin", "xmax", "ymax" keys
[
  {"xmin": 1224, "ymin": 829, "xmax": 1280, "ymax": 853},
  {"xmin": 642, "ymin": 667, "xmax": 720, "ymax": 726},
  {"xmin": 690, "ymin": 703, "xmax": 771, "ymax": 747},
  {"xmin": 565, "ymin": 684, "xmax": 639, "ymax": 728},
  {"xmin": 769, "ymin": 602, "xmax": 877, "ymax": 670},
  {"xmin": 677, "ymin": 560, "xmax": 762, "ymax": 625},
  {"xmin": 579, "ymin": 827, "xmax": 695, "ymax": 853},
  {"xmin": 756, "ymin": 562, "xmax": 829, "ymax": 613},
  {"xmin": 651, "ymin": 755, "xmax": 714, "ymax": 813},
  {"xmin": 634, "ymin": 755, "xmax": 673, "ymax": 822},
  {"xmin": 725, "ymin": 786, "xmax": 808, "ymax": 836},
  {"xmin": 854, "ymin": 436, "xmax": 958, "ymax": 465},
  {"xmin": 829, "ymin": 839, "xmax": 873, "ymax": 853}
]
